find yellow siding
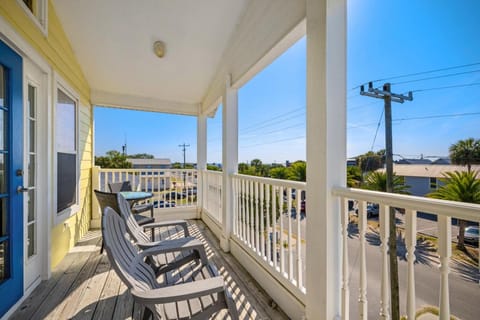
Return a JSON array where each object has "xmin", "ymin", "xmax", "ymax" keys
[{"xmin": 0, "ymin": 1, "xmax": 93, "ymax": 268}]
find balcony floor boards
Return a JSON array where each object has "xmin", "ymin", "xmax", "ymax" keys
[{"xmin": 9, "ymin": 220, "xmax": 288, "ymax": 320}]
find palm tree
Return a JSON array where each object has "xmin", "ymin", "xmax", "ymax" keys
[
  {"xmin": 449, "ymin": 138, "xmax": 480, "ymax": 172},
  {"xmin": 347, "ymin": 166, "xmax": 362, "ymax": 187},
  {"xmin": 428, "ymin": 171, "xmax": 480, "ymax": 250},
  {"xmin": 363, "ymin": 171, "xmax": 410, "ymax": 194}
]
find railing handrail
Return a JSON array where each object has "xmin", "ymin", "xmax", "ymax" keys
[
  {"xmin": 332, "ymin": 186, "xmax": 480, "ymax": 221},
  {"xmin": 232, "ymin": 173, "xmax": 307, "ymax": 189},
  {"xmin": 97, "ymin": 168, "xmax": 197, "ymax": 173}
]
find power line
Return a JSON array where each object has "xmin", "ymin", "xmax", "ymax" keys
[
  {"xmin": 240, "ymin": 106, "xmax": 304, "ymax": 132},
  {"xmin": 241, "ymin": 135, "xmax": 305, "ymax": 148},
  {"xmin": 411, "ymin": 82, "xmax": 480, "ymax": 93},
  {"xmin": 370, "ymin": 109, "xmax": 384, "ymax": 151},
  {"xmin": 240, "ymin": 111, "xmax": 305, "ymax": 134},
  {"xmin": 352, "ymin": 61, "xmax": 480, "ymax": 90},
  {"xmin": 349, "ymin": 111, "xmax": 480, "ymax": 129},
  {"xmin": 392, "ymin": 69, "xmax": 480, "ymax": 85}
]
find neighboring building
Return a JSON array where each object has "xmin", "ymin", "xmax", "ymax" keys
[
  {"xmin": 380, "ymin": 164, "xmax": 480, "ymax": 196},
  {"xmin": 396, "ymin": 158, "xmax": 432, "ymax": 165},
  {"xmin": 432, "ymin": 157, "xmax": 451, "ymax": 165},
  {"xmin": 127, "ymin": 158, "xmax": 171, "ymax": 169}
]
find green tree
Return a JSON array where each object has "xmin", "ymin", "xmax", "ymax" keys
[
  {"xmin": 356, "ymin": 150, "xmax": 385, "ymax": 173},
  {"xmin": 286, "ymin": 161, "xmax": 306, "ymax": 182},
  {"xmin": 270, "ymin": 166, "xmax": 288, "ymax": 180},
  {"xmin": 428, "ymin": 171, "xmax": 480, "ymax": 250},
  {"xmin": 206, "ymin": 164, "xmax": 221, "ymax": 171},
  {"xmin": 449, "ymin": 138, "xmax": 480, "ymax": 172},
  {"xmin": 347, "ymin": 166, "xmax": 362, "ymax": 187},
  {"xmin": 128, "ymin": 153, "xmax": 154, "ymax": 159},
  {"xmin": 95, "ymin": 150, "xmax": 132, "ymax": 168}
]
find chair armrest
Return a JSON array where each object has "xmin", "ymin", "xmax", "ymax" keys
[
  {"xmin": 131, "ymin": 276, "xmax": 225, "ymax": 304},
  {"xmin": 138, "ymin": 238, "xmax": 208, "ymax": 266},
  {"xmin": 142, "ymin": 220, "xmax": 190, "ymax": 237}
]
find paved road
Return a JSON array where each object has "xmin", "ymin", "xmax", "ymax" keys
[{"xmin": 346, "ymin": 230, "xmax": 480, "ymax": 320}]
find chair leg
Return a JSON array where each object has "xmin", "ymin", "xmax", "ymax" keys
[
  {"xmin": 142, "ymin": 306, "xmax": 153, "ymax": 320},
  {"xmin": 100, "ymin": 240, "xmax": 104, "ymax": 254}
]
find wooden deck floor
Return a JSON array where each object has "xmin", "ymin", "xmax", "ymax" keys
[{"xmin": 9, "ymin": 220, "xmax": 288, "ymax": 320}]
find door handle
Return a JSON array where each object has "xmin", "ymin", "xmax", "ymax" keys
[{"xmin": 17, "ymin": 186, "xmax": 33, "ymax": 193}]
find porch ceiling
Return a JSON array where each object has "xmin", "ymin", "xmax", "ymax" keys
[{"xmin": 53, "ymin": 0, "xmax": 249, "ymax": 115}]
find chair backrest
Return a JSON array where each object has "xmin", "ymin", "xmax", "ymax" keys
[
  {"xmin": 94, "ymin": 189, "xmax": 120, "ymax": 214},
  {"xmin": 102, "ymin": 208, "xmax": 157, "ymax": 292},
  {"xmin": 116, "ymin": 193, "xmax": 151, "ymax": 244},
  {"xmin": 108, "ymin": 181, "xmax": 132, "ymax": 193}
]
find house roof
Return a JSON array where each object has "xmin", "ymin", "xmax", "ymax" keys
[
  {"xmin": 380, "ymin": 164, "xmax": 480, "ymax": 178},
  {"xmin": 396, "ymin": 159, "xmax": 432, "ymax": 165},
  {"xmin": 127, "ymin": 158, "xmax": 171, "ymax": 166},
  {"xmin": 53, "ymin": 0, "xmax": 306, "ymax": 116}
]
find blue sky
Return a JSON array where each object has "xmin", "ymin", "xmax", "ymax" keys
[{"xmin": 95, "ymin": 1, "xmax": 480, "ymax": 164}]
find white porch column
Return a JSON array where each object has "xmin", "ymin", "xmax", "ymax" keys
[
  {"xmin": 220, "ymin": 75, "xmax": 238, "ymax": 252},
  {"xmin": 306, "ymin": 0, "xmax": 347, "ymax": 319},
  {"xmin": 197, "ymin": 113, "xmax": 207, "ymax": 219}
]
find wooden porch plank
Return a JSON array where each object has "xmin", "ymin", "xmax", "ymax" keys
[
  {"xmin": 90, "ymin": 267, "xmax": 123, "ymax": 320},
  {"xmin": 9, "ymin": 250, "xmax": 79, "ymax": 320},
  {"xmin": 27, "ymin": 239, "xmax": 102, "ymax": 320},
  {"xmin": 70, "ymin": 253, "xmax": 112, "ymax": 320},
  {"xmin": 45, "ymin": 249, "xmax": 105, "ymax": 319},
  {"xmin": 111, "ymin": 282, "xmax": 135, "ymax": 320}
]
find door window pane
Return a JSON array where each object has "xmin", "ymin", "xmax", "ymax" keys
[
  {"xmin": 0, "ymin": 240, "xmax": 9, "ymax": 282},
  {"xmin": 29, "ymin": 119, "xmax": 35, "ymax": 153},
  {"xmin": 28, "ymin": 154, "xmax": 35, "ymax": 187},
  {"xmin": 0, "ymin": 198, "xmax": 6, "ymax": 237},
  {"xmin": 56, "ymin": 90, "xmax": 76, "ymax": 151},
  {"xmin": 0, "ymin": 65, "xmax": 4, "ymax": 107},
  {"xmin": 0, "ymin": 154, "xmax": 6, "ymax": 194},
  {"xmin": 0, "ymin": 110, "xmax": 7, "ymax": 150},
  {"xmin": 28, "ymin": 190, "xmax": 35, "ymax": 222},
  {"xmin": 28, "ymin": 84, "xmax": 35, "ymax": 118},
  {"xmin": 27, "ymin": 224, "xmax": 35, "ymax": 258}
]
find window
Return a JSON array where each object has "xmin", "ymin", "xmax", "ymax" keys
[
  {"xmin": 430, "ymin": 177, "xmax": 437, "ymax": 189},
  {"xmin": 17, "ymin": 0, "xmax": 48, "ymax": 34},
  {"xmin": 55, "ymin": 88, "xmax": 78, "ymax": 216}
]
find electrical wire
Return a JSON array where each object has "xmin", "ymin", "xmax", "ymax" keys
[
  {"xmin": 392, "ymin": 69, "xmax": 480, "ymax": 85},
  {"xmin": 411, "ymin": 82, "xmax": 480, "ymax": 93},
  {"xmin": 351, "ymin": 61, "xmax": 480, "ymax": 89},
  {"xmin": 370, "ymin": 109, "xmax": 384, "ymax": 151}
]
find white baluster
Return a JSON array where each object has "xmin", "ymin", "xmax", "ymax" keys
[
  {"xmin": 405, "ymin": 209, "xmax": 417, "ymax": 320},
  {"xmin": 272, "ymin": 186, "xmax": 277, "ymax": 268},
  {"xmin": 266, "ymin": 184, "xmax": 271, "ymax": 263},
  {"xmin": 296, "ymin": 192, "xmax": 303, "ymax": 289},
  {"xmin": 279, "ymin": 186, "xmax": 285, "ymax": 274},
  {"xmin": 288, "ymin": 187, "xmax": 293, "ymax": 280},
  {"xmin": 379, "ymin": 204, "xmax": 390, "ymax": 320},
  {"xmin": 341, "ymin": 197, "xmax": 349, "ymax": 320},
  {"xmin": 242, "ymin": 179, "xmax": 247, "ymax": 242},
  {"xmin": 438, "ymin": 215, "xmax": 451, "ymax": 320},
  {"xmin": 260, "ymin": 183, "xmax": 265, "ymax": 257},
  {"xmin": 255, "ymin": 181, "xmax": 260, "ymax": 253},
  {"xmin": 358, "ymin": 200, "xmax": 368, "ymax": 319}
]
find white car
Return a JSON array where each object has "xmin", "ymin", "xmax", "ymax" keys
[{"xmin": 460, "ymin": 226, "xmax": 479, "ymax": 245}]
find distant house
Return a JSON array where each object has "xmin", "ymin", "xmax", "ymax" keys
[
  {"xmin": 127, "ymin": 158, "xmax": 172, "ymax": 169},
  {"xmin": 432, "ymin": 157, "xmax": 451, "ymax": 165},
  {"xmin": 396, "ymin": 158, "xmax": 432, "ymax": 165},
  {"xmin": 379, "ymin": 164, "xmax": 480, "ymax": 196}
]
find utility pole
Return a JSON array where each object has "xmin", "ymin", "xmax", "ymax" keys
[
  {"xmin": 178, "ymin": 143, "xmax": 190, "ymax": 191},
  {"xmin": 360, "ymin": 82, "xmax": 413, "ymax": 320}
]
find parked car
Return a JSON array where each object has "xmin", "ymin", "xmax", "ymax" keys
[
  {"xmin": 459, "ymin": 226, "xmax": 479, "ymax": 245},
  {"xmin": 366, "ymin": 203, "xmax": 379, "ymax": 218},
  {"xmin": 153, "ymin": 200, "xmax": 176, "ymax": 208}
]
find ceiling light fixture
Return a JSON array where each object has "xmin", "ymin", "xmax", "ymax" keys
[{"xmin": 153, "ymin": 41, "xmax": 165, "ymax": 58}]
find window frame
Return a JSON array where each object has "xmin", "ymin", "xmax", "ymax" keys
[
  {"xmin": 16, "ymin": 0, "xmax": 48, "ymax": 36},
  {"xmin": 53, "ymin": 74, "xmax": 80, "ymax": 225}
]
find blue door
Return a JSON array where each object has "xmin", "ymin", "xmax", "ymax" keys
[{"xmin": 0, "ymin": 40, "xmax": 24, "ymax": 316}]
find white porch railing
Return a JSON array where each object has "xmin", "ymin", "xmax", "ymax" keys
[
  {"xmin": 91, "ymin": 167, "xmax": 198, "ymax": 227},
  {"xmin": 332, "ymin": 187, "xmax": 480, "ymax": 320},
  {"xmin": 201, "ymin": 170, "xmax": 223, "ymax": 224},
  {"xmin": 231, "ymin": 174, "xmax": 307, "ymax": 300}
]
